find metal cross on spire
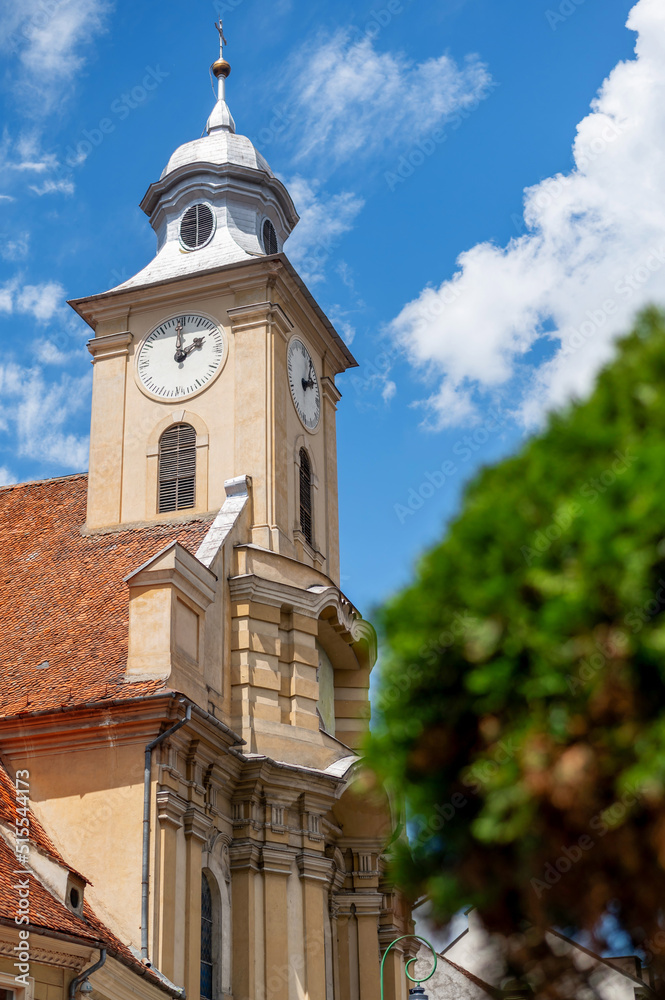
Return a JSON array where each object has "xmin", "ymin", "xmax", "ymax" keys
[{"xmin": 215, "ymin": 19, "xmax": 227, "ymax": 55}]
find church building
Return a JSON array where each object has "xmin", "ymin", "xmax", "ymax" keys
[{"xmin": 0, "ymin": 26, "xmax": 414, "ymax": 1000}]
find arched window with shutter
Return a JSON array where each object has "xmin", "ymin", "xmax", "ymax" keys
[
  {"xmin": 299, "ymin": 448, "xmax": 313, "ymax": 546},
  {"xmin": 200, "ymin": 872, "xmax": 214, "ymax": 1000},
  {"xmin": 158, "ymin": 423, "xmax": 196, "ymax": 513},
  {"xmin": 262, "ymin": 218, "xmax": 278, "ymax": 255}
]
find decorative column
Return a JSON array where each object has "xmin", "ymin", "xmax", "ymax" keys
[
  {"xmin": 229, "ymin": 842, "xmax": 260, "ymax": 1000},
  {"xmin": 355, "ymin": 894, "xmax": 383, "ymax": 1000},
  {"xmin": 320, "ymin": 375, "xmax": 342, "ymax": 586},
  {"xmin": 335, "ymin": 898, "xmax": 359, "ymax": 1000},
  {"xmin": 155, "ymin": 789, "xmax": 187, "ymax": 982},
  {"xmin": 85, "ymin": 331, "xmax": 132, "ymax": 529},
  {"xmin": 297, "ymin": 853, "xmax": 332, "ymax": 999},
  {"xmin": 226, "ymin": 300, "xmax": 293, "ymax": 553},
  {"xmin": 262, "ymin": 846, "xmax": 294, "ymax": 1000},
  {"xmin": 183, "ymin": 808, "xmax": 210, "ymax": 1000}
]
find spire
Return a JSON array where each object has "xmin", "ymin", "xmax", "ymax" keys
[{"xmin": 206, "ymin": 19, "xmax": 236, "ymax": 135}]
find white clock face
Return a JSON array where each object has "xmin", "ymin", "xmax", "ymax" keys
[
  {"xmin": 136, "ymin": 314, "xmax": 224, "ymax": 400},
  {"xmin": 288, "ymin": 338, "xmax": 321, "ymax": 431}
]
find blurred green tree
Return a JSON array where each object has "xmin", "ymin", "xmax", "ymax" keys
[{"xmin": 368, "ymin": 308, "xmax": 665, "ymax": 995}]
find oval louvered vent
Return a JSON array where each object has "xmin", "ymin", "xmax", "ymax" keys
[
  {"xmin": 262, "ymin": 219, "xmax": 278, "ymax": 256},
  {"xmin": 180, "ymin": 204, "xmax": 215, "ymax": 250},
  {"xmin": 158, "ymin": 423, "xmax": 196, "ymax": 513}
]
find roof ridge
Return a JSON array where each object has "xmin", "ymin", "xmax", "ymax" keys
[
  {"xmin": 441, "ymin": 956, "xmax": 503, "ymax": 998},
  {"xmin": 0, "ymin": 471, "xmax": 87, "ymax": 493}
]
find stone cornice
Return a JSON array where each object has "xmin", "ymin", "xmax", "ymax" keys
[
  {"xmin": 125, "ymin": 541, "xmax": 217, "ymax": 612},
  {"xmin": 334, "ymin": 892, "xmax": 383, "ymax": 918},
  {"xmin": 183, "ymin": 806, "xmax": 210, "ymax": 842},
  {"xmin": 0, "ymin": 937, "xmax": 88, "ymax": 969},
  {"xmin": 86, "ymin": 331, "xmax": 133, "ymax": 363},
  {"xmin": 0, "ymin": 694, "xmax": 184, "ymax": 759},
  {"xmin": 68, "ymin": 256, "xmax": 356, "ymax": 374},
  {"xmin": 229, "ymin": 570, "xmax": 376, "ymax": 663},
  {"xmin": 226, "ymin": 301, "xmax": 293, "ymax": 340},
  {"xmin": 156, "ymin": 790, "xmax": 187, "ymax": 828},
  {"xmin": 321, "ymin": 376, "xmax": 342, "ymax": 406},
  {"xmin": 228, "ymin": 842, "xmax": 261, "ymax": 873},
  {"xmin": 296, "ymin": 853, "xmax": 333, "ymax": 883},
  {"xmin": 261, "ymin": 846, "xmax": 294, "ymax": 876}
]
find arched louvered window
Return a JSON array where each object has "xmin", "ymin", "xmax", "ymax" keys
[
  {"xmin": 158, "ymin": 423, "xmax": 196, "ymax": 513},
  {"xmin": 262, "ymin": 218, "xmax": 278, "ymax": 255},
  {"xmin": 200, "ymin": 873, "xmax": 214, "ymax": 1000},
  {"xmin": 299, "ymin": 448, "xmax": 313, "ymax": 546}
]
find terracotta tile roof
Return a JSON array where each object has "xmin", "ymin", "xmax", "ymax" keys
[{"xmin": 0, "ymin": 474, "xmax": 213, "ymax": 719}]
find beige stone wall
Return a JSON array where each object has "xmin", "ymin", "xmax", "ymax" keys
[
  {"xmin": 83, "ymin": 261, "xmax": 346, "ymax": 589},
  {"xmin": 0, "ymin": 955, "xmax": 65, "ymax": 1000}
]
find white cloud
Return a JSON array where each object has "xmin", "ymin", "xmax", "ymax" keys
[
  {"xmin": 29, "ymin": 178, "xmax": 75, "ymax": 196},
  {"xmin": 0, "ymin": 195, "xmax": 15, "ymax": 203},
  {"xmin": 0, "ymin": 466, "xmax": 17, "ymax": 486},
  {"xmin": 0, "ymin": 232, "xmax": 29, "ymax": 261},
  {"xmin": 33, "ymin": 340, "xmax": 74, "ymax": 365},
  {"xmin": 0, "ymin": 362, "xmax": 89, "ymax": 469},
  {"xmin": 284, "ymin": 176, "xmax": 365, "ymax": 283},
  {"xmin": 327, "ymin": 305, "xmax": 357, "ymax": 345},
  {"xmin": 0, "ymin": 0, "xmax": 112, "ymax": 113},
  {"xmin": 382, "ymin": 380, "xmax": 397, "ymax": 404},
  {"xmin": 287, "ymin": 29, "xmax": 492, "ymax": 171},
  {"xmin": 0, "ymin": 279, "xmax": 65, "ymax": 322},
  {"xmin": 388, "ymin": 0, "xmax": 665, "ymax": 430}
]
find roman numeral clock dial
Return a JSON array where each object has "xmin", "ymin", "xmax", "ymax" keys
[
  {"xmin": 288, "ymin": 338, "xmax": 321, "ymax": 431},
  {"xmin": 136, "ymin": 314, "xmax": 225, "ymax": 400}
]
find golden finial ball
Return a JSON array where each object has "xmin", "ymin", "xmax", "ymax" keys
[{"xmin": 212, "ymin": 59, "xmax": 231, "ymax": 79}]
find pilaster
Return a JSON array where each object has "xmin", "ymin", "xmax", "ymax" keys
[
  {"xmin": 183, "ymin": 808, "xmax": 210, "ymax": 1000},
  {"xmin": 85, "ymin": 331, "xmax": 132, "ymax": 529},
  {"xmin": 229, "ymin": 843, "xmax": 261, "ymax": 1000},
  {"xmin": 227, "ymin": 300, "xmax": 292, "ymax": 553},
  {"xmin": 261, "ymin": 846, "xmax": 293, "ymax": 1000},
  {"xmin": 297, "ymin": 853, "xmax": 333, "ymax": 1000},
  {"xmin": 155, "ymin": 790, "xmax": 187, "ymax": 980}
]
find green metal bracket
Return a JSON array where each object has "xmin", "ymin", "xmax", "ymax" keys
[{"xmin": 380, "ymin": 934, "xmax": 438, "ymax": 999}]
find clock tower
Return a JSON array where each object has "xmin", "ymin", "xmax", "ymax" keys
[
  {"xmin": 70, "ymin": 28, "xmax": 354, "ymax": 587},
  {"xmin": 49, "ymin": 28, "xmax": 415, "ymax": 1000}
]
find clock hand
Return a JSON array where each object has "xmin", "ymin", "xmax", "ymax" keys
[
  {"xmin": 174, "ymin": 320, "xmax": 188, "ymax": 362},
  {"xmin": 181, "ymin": 337, "xmax": 205, "ymax": 359}
]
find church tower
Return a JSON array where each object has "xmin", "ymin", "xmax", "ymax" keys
[
  {"xmin": 0, "ymin": 25, "xmax": 413, "ymax": 1000},
  {"xmin": 72, "ymin": 26, "xmax": 350, "ymax": 587}
]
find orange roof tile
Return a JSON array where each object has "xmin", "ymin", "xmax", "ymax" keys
[{"xmin": 0, "ymin": 474, "xmax": 212, "ymax": 719}]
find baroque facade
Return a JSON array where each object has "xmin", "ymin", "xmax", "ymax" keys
[{"xmin": 0, "ymin": 27, "xmax": 413, "ymax": 1000}]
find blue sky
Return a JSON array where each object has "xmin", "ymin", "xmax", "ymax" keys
[{"xmin": 1, "ymin": 0, "xmax": 663, "ymax": 617}]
